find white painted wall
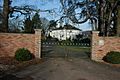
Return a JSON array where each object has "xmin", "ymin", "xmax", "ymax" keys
[{"xmin": 49, "ymin": 29, "xmax": 81, "ymax": 41}]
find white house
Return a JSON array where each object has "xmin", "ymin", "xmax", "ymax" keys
[{"xmin": 47, "ymin": 24, "xmax": 82, "ymax": 41}]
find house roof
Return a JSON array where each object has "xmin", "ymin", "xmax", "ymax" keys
[{"xmin": 53, "ymin": 24, "xmax": 81, "ymax": 31}]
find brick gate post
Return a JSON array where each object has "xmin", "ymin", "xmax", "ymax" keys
[
  {"xmin": 35, "ymin": 29, "xmax": 42, "ymax": 59},
  {"xmin": 91, "ymin": 31, "xmax": 100, "ymax": 61}
]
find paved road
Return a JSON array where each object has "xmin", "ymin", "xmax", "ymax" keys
[{"xmin": 13, "ymin": 45, "xmax": 120, "ymax": 80}]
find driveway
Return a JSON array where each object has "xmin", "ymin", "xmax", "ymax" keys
[
  {"xmin": 13, "ymin": 45, "xmax": 120, "ymax": 80},
  {"xmin": 13, "ymin": 58, "xmax": 120, "ymax": 80}
]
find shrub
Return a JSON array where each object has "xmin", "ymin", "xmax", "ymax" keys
[
  {"xmin": 103, "ymin": 51, "xmax": 120, "ymax": 64},
  {"xmin": 15, "ymin": 48, "xmax": 34, "ymax": 61}
]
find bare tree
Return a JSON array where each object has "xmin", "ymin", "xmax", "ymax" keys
[
  {"xmin": 0, "ymin": 0, "xmax": 36, "ymax": 32},
  {"xmin": 0, "ymin": 0, "xmax": 59, "ymax": 32},
  {"xmin": 9, "ymin": 17, "xmax": 23, "ymax": 32},
  {"xmin": 0, "ymin": 0, "xmax": 10, "ymax": 32},
  {"xmin": 97, "ymin": 0, "xmax": 120, "ymax": 36},
  {"xmin": 60, "ymin": 0, "xmax": 120, "ymax": 36},
  {"xmin": 117, "ymin": 8, "xmax": 120, "ymax": 36}
]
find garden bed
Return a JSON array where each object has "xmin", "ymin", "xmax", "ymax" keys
[
  {"xmin": 0, "ymin": 57, "xmax": 44, "ymax": 80},
  {"xmin": 0, "ymin": 57, "xmax": 44, "ymax": 75}
]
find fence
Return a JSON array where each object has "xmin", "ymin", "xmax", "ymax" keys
[{"xmin": 42, "ymin": 42, "xmax": 90, "ymax": 47}]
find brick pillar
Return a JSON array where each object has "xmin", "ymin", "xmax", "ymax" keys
[
  {"xmin": 91, "ymin": 31, "xmax": 100, "ymax": 61},
  {"xmin": 34, "ymin": 29, "xmax": 42, "ymax": 59}
]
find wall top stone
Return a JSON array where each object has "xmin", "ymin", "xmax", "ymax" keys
[
  {"xmin": 92, "ymin": 31, "xmax": 99, "ymax": 34},
  {"xmin": 34, "ymin": 29, "xmax": 42, "ymax": 35}
]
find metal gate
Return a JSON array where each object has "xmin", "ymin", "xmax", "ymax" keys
[{"xmin": 41, "ymin": 40, "xmax": 90, "ymax": 59}]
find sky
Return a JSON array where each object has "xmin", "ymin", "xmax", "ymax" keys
[
  {"xmin": 11, "ymin": 0, "xmax": 61, "ymax": 20},
  {"xmin": 0, "ymin": 0, "xmax": 91, "ymax": 31}
]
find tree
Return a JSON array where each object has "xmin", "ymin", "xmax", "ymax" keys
[
  {"xmin": 117, "ymin": 8, "xmax": 120, "ymax": 36},
  {"xmin": 0, "ymin": 0, "xmax": 10, "ymax": 32},
  {"xmin": 48, "ymin": 20, "xmax": 57, "ymax": 30},
  {"xmin": 0, "ymin": 0, "xmax": 57, "ymax": 33},
  {"xmin": 32, "ymin": 12, "xmax": 42, "ymax": 29},
  {"xmin": 24, "ymin": 16, "xmax": 33, "ymax": 33},
  {"xmin": 40, "ymin": 17, "xmax": 49, "ymax": 31},
  {"xmin": 60, "ymin": 0, "xmax": 120, "ymax": 36},
  {"xmin": 60, "ymin": 0, "xmax": 97, "ymax": 24},
  {"xmin": 9, "ymin": 18, "xmax": 22, "ymax": 32},
  {"xmin": 24, "ymin": 12, "xmax": 43, "ymax": 33},
  {"xmin": 0, "ymin": 0, "xmax": 39, "ymax": 32},
  {"xmin": 97, "ymin": 0, "xmax": 120, "ymax": 36}
]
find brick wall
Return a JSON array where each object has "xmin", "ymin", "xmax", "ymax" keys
[
  {"xmin": 0, "ymin": 29, "xmax": 41, "ymax": 58},
  {"xmin": 91, "ymin": 31, "xmax": 120, "ymax": 62}
]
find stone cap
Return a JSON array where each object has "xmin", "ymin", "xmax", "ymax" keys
[
  {"xmin": 34, "ymin": 29, "xmax": 42, "ymax": 35},
  {"xmin": 92, "ymin": 31, "xmax": 99, "ymax": 34}
]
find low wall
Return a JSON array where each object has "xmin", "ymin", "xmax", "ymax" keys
[
  {"xmin": 91, "ymin": 31, "xmax": 120, "ymax": 62},
  {"xmin": 0, "ymin": 29, "xmax": 41, "ymax": 58}
]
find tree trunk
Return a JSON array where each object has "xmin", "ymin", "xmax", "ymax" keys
[
  {"xmin": 98, "ymin": 0, "xmax": 106, "ymax": 36},
  {"xmin": 1, "ymin": 0, "xmax": 9, "ymax": 32},
  {"xmin": 117, "ymin": 9, "xmax": 120, "ymax": 37}
]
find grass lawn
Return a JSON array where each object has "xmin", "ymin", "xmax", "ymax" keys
[{"xmin": 57, "ymin": 46, "xmax": 91, "ymax": 52}]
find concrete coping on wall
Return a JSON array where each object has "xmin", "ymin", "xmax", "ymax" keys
[
  {"xmin": 34, "ymin": 29, "xmax": 42, "ymax": 35},
  {"xmin": 92, "ymin": 31, "xmax": 99, "ymax": 34}
]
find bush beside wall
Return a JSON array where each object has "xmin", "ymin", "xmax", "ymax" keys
[{"xmin": 103, "ymin": 51, "xmax": 120, "ymax": 64}]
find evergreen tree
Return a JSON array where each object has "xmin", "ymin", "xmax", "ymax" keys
[
  {"xmin": 24, "ymin": 16, "xmax": 33, "ymax": 33},
  {"xmin": 32, "ymin": 12, "xmax": 42, "ymax": 29}
]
